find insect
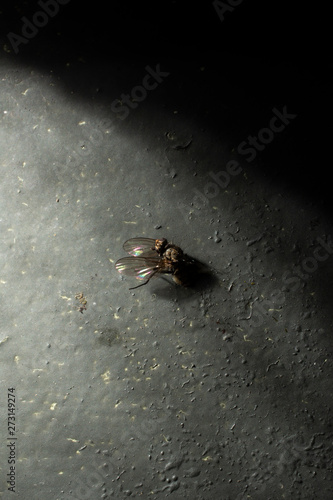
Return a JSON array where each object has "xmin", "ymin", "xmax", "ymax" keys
[{"xmin": 115, "ymin": 238, "xmax": 198, "ymax": 290}]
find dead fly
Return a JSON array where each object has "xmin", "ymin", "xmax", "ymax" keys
[{"xmin": 115, "ymin": 237, "xmax": 199, "ymax": 290}]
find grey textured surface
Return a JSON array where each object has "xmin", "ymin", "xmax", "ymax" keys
[{"xmin": 1, "ymin": 2, "xmax": 333, "ymax": 499}]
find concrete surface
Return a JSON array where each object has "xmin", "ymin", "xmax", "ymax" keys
[{"xmin": 1, "ymin": 2, "xmax": 333, "ymax": 499}]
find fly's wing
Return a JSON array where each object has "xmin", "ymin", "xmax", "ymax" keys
[
  {"xmin": 115, "ymin": 257, "xmax": 160, "ymax": 281},
  {"xmin": 123, "ymin": 238, "xmax": 157, "ymax": 257}
]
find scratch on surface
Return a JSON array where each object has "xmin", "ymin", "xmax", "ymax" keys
[
  {"xmin": 266, "ymin": 358, "xmax": 280, "ymax": 372},
  {"xmin": 240, "ymin": 297, "xmax": 258, "ymax": 320},
  {"xmin": 243, "ymin": 334, "xmax": 252, "ymax": 342},
  {"xmin": 60, "ymin": 295, "xmax": 71, "ymax": 301}
]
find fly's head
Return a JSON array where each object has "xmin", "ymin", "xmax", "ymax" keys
[{"xmin": 154, "ymin": 238, "xmax": 168, "ymax": 255}]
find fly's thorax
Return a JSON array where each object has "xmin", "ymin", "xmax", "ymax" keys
[{"xmin": 165, "ymin": 246, "xmax": 184, "ymax": 262}]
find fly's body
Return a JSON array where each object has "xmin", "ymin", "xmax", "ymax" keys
[{"xmin": 115, "ymin": 238, "xmax": 197, "ymax": 289}]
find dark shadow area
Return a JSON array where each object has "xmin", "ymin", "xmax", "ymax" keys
[
  {"xmin": 1, "ymin": 1, "xmax": 332, "ymax": 213},
  {"xmin": 145, "ymin": 259, "xmax": 221, "ymax": 301}
]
